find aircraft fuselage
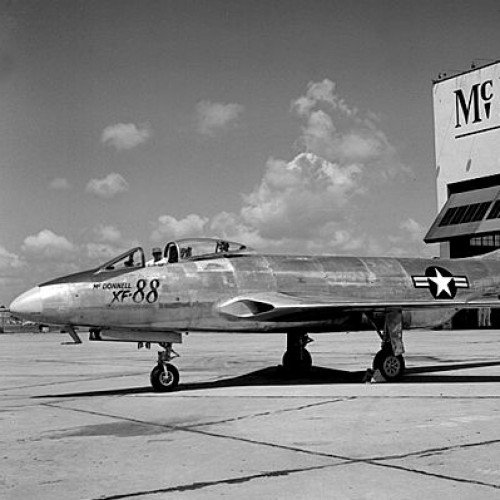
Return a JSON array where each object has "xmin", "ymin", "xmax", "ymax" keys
[{"xmin": 12, "ymin": 253, "xmax": 500, "ymax": 333}]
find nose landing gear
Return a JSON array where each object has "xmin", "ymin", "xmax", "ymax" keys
[{"xmin": 150, "ymin": 342, "xmax": 180, "ymax": 392}]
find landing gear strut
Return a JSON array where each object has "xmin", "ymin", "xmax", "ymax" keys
[
  {"xmin": 150, "ymin": 342, "xmax": 180, "ymax": 392},
  {"xmin": 368, "ymin": 309, "xmax": 406, "ymax": 381},
  {"xmin": 282, "ymin": 330, "xmax": 313, "ymax": 373}
]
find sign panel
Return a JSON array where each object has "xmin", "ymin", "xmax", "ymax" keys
[{"xmin": 433, "ymin": 62, "xmax": 500, "ymax": 209}]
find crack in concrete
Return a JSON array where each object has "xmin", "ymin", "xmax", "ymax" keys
[
  {"xmin": 375, "ymin": 461, "xmax": 500, "ymax": 490},
  {"xmin": 40, "ymin": 401, "xmax": 355, "ymax": 461},
  {"xmin": 92, "ymin": 463, "xmax": 336, "ymax": 499},
  {"xmin": 367, "ymin": 438, "xmax": 500, "ymax": 462},
  {"xmin": 44, "ymin": 400, "xmax": 500, "ymax": 466},
  {"xmin": 42, "ymin": 402, "xmax": 500, "ymax": 493},
  {"xmin": 182, "ymin": 397, "xmax": 355, "ymax": 428}
]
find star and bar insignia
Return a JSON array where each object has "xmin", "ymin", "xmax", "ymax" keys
[{"xmin": 412, "ymin": 266, "xmax": 469, "ymax": 299}]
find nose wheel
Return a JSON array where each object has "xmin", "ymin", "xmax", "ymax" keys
[
  {"xmin": 150, "ymin": 342, "xmax": 180, "ymax": 392},
  {"xmin": 150, "ymin": 363, "xmax": 179, "ymax": 391}
]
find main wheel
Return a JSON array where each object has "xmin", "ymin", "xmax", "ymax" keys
[
  {"xmin": 282, "ymin": 348, "xmax": 312, "ymax": 373},
  {"xmin": 150, "ymin": 363, "xmax": 179, "ymax": 392},
  {"xmin": 373, "ymin": 349, "xmax": 405, "ymax": 381}
]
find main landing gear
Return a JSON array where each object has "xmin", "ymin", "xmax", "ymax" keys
[
  {"xmin": 281, "ymin": 330, "xmax": 313, "ymax": 374},
  {"xmin": 280, "ymin": 309, "xmax": 406, "ymax": 382},
  {"xmin": 150, "ymin": 342, "xmax": 180, "ymax": 392},
  {"xmin": 367, "ymin": 309, "xmax": 406, "ymax": 381}
]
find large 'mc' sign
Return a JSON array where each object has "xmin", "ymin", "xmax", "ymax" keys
[
  {"xmin": 454, "ymin": 80, "xmax": 494, "ymax": 130},
  {"xmin": 433, "ymin": 62, "xmax": 500, "ymax": 209}
]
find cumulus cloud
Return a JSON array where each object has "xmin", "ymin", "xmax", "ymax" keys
[
  {"xmin": 150, "ymin": 151, "xmax": 362, "ymax": 247},
  {"xmin": 101, "ymin": 123, "xmax": 151, "ymax": 150},
  {"xmin": 292, "ymin": 79, "xmax": 402, "ymax": 178},
  {"xmin": 85, "ymin": 243, "xmax": 125, "ymax": 260},
  {"xmin": 21, "ymin": 230, "xmax": 76, "ymax": 260},
  {"xmin": 49, "ymin": 177, "xmax": 71, "ymax": 190},
  {"xmin": 209, "ymin": 211, "xmax": 265, "ymax": 249},
  {"xmin": 196, "ymin": 100, "xmax": 244, "ymax": 136},
  {"xmin": 93, "ymin": 224, "xmax": 122, "ymax": 243},
  {"xmin": 151, "ymin": 214, "xmax": 208, "ymax": 242},
  {"xmin": 386, "ymin": 218, "xmax": 434, "ymax": 257},
  {"xmin": 86, "ymin": 173, "xmax": 129, "ymax": 199},
  {"xmin": 85, "ymin": 225, "xmax": 139, "ymax": 263},
  {"xmin": 400, "ymin": 218, "xmax": 425, "ymax": 242},
  {"xmin": 146, "ymin": 80, "xmax": 420, "ymax": 256},
  {"xmin": 240, "ymin": 153, "xmax": 363, "ymax": 240},
  {"xmin": 152, "ymin": 151, "xmax": 369, "ymax": 254},
  {"xmin": 291, "ymin": 79, "xmax": 357, "ymax": 118},
  {"xmin": 0, "ymin": 245, "xmax": 23, "ymax": 270}
]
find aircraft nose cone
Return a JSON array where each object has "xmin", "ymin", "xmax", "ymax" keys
[{"xmin": 10, "ymin": 287, "xmax": 43, "ymax": 319}]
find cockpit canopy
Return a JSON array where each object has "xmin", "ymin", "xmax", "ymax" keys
[
  {"xmin": 98, "ymin": 247, "xmax": 146, "ymax": 272},
  {"xmin": 97, "ymin": 238, "xmax": 251, "ymax": 272},
  {"xmin": 39, "ymin": 238, "xmax": 251, "ymax": 286},
  {"xmin": 163, "ymin": 238, "xmax": 250, "ymax": 264}
]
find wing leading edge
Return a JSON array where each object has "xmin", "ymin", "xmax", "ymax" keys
[{"xmin": 217, "ymin": 292, "xmax": 500, "ymax": 321}]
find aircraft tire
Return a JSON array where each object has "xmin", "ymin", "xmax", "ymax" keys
[
  {"xmin": 150, "ymin": 363, "xmax": 179, "ymax": 392},
  {"xmin": 282, "ymin": 348, "xmax": 312, "ymax": 373},
  {"xmin": 373, "ymin": 350, "xmax": 405, "ymax": 381}
]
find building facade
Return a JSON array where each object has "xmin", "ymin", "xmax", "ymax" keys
[
  {"xmin": 425, "ymin": 61, "xmax": 500, "ymax": 327},
  {"xmin": 425, "ymin": 60, "xmax": 500, "ymax": 258}
]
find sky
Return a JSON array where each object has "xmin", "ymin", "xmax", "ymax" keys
[{"xmin": 1, "ymin": 0, "xmax": 500, "ymax": 305}]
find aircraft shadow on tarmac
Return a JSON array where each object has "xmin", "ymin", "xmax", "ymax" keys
[{"xmin": 35, "ymin": 360, "xmax": 500, "ymax": 399}]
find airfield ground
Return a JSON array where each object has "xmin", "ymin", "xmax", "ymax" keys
[{"xmin": 1, "ymin": 329, "xmax": 499, "ymax": 499}]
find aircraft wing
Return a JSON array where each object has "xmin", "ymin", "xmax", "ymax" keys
[{"xmin": 217, "ymin": 292, "xmax": 500, "ymax": 321}]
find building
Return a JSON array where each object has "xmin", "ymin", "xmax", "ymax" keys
[
  {"xmin": 425, "ymin": 60, "xmax": 500, "ymax": 258},
  {"xmin": 0, "ymin": 305, "xmax": 9, "ymax": 332},
  {"xmin": 425, "ymin": 61, "xmax": 500, "ymax": 327}
]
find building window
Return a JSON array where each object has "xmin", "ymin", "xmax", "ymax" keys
[
  {"xmin": 475, "ymin": 202, "xmax": 493, "ymax": 221},
  {"xmin": 469, "ymin": 233, "xmax": 500, "ymax": 248},
  {"xmin": 439, "ymin": 201, "xmax": 492, "ymax": 226},
  {"xmin": 440, "ymin": 207, "xmax": 458, "ymax": 226},
  {"xmin": 486, "ymin": 200, "xmax": 500, "ymax": 219},
  {"xmin": 450, "ymin": 205, "xmax": 468, "ymax": 224}
]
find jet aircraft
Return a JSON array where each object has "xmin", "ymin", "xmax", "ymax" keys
[{"xmin": 9, "ymin": 237, "xmax": 500, "ymax": 391}]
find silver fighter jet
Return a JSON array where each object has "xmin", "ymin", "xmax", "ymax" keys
[{"xmin": 10, "ymin": 237, "xmax": 500, "ymax": 391}]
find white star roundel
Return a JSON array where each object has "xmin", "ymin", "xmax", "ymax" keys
[{"xmin": 412, "ymin": 266, "xmax": 469, "ymax": 299}]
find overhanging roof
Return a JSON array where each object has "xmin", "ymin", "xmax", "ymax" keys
[{"xmin": 425, "ymin": 185, "xmax": 500, "ymax": 243}]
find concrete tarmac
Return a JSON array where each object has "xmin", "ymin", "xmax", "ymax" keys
[{"xmin": 1, "ymin": 329, "xmax": 499, "ymax": 499}]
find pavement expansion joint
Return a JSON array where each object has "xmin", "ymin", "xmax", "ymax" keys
[
  {"xmin": 91, "ymin": 463, "xmax": 338, "ymax": 500},
  {"xmin": 182, "ymin": 396, "xmax": 355, "ymax": 428},
  {"xmin": 367, "ymin": 437, "xmax": 500, "ymax": 462},
  {"xmin": 41, "ymin": 402, "xmax": 500, "ymax": 491},
  {"xmin": 40, "ymin": 401, "xmax": 354, "ymax": 461},
  {"xmin": 372, "ymin": 461, "xmax": 500, "ymax": 490}
]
